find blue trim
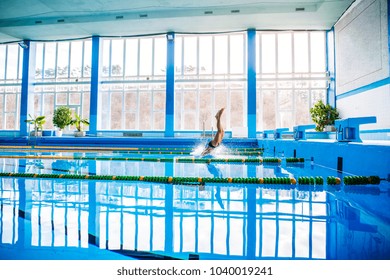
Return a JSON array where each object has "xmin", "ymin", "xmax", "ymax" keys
[
  {"xmin": 336, "ymin": 77, "xmax": 390, "ymax": 100},
  {"xmin": 165, "ymin": 32, "xmax": 175, "ymax": 137},
  {"xmin": 89, "ymin": 36, "xmax": 100, "ymax": 135},
  {"xmin": 19, "ymin": 41, "xmax": 36, "ymax": 136},
  {"xmin": 326, "ymin": 28, "xmax": 336, "ymax": 107},
  {"xmin": 247, "ymin": 29, "xmax": 256, "ymax": 138},
  {"xmin": 360, "ymin": 128, "xmax": 390, "ymax": 133},
  {"xmin": 0, "ymin": 136, "xmax": 258, "ymax": 148}
]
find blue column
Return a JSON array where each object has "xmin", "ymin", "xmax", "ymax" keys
[
  {"xmin": 89, "ymin": 36, "xmax": 100, "ymax": 135},
  {"xmin": 165, "ymin": 33, "xmax": 175, "ymax": 137},
  {"xmin": 20, "ymin": 41, "xmax": 36, "ymax": 137},
  {"xmin": 326, "ymin": 28, "xmax": 336, "ymax": 108},
  {"xmin": 247, "ymin": 29, "xmax": 257, "ymax": 138}
]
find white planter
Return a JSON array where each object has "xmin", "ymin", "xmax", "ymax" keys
[
  {"xmin": 30, "ymin": 130, "xmax": 42, "ymax": 137},
  {"xmin": 55, "ymin": 130, "xmax": 63, "ymax": 137},
  {"xmin": 75, "ymin": 131, "xmax": 86, "ymax": 137},
  {"xmin": 325, "ymin": 125, "xmax": 336, "ymax": 132}
]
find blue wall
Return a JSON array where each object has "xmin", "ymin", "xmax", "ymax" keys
[{"xmin": 259, "ymin": 139, "xmax": 390, "ymax": 179}]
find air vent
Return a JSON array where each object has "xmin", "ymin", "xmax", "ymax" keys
[
  {"xmin": 35, "ymin": 20, "xmax": 42, "ymax": 24},
  {"xmin": 295, "ymin": 7, "xmax": 305, "ymax": 12},
  {"xmin": 116, "ymin": 15, "xmax": 124, "ymax": 19},
  {"xmin": 204, "ymin": 11, "xmax": 213, "ymax": 15},
  {"xmin": 57, "ymin": 19, "xmax": 65, "ymax": 23},
  {"xmin": 139, "ymin": 14, "xmax": 148, "ymax": 18},
  {"xmin": 231, "ymin": 10, "xmax": 240, "ymax": 13}
]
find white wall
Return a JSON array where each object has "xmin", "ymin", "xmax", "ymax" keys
[{"xmin": 334, "ymin": 0, "xmax": 389, "ymax": 131}]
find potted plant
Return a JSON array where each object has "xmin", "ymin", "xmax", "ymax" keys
[
  {"xmin": 70, "ymin": 113, "xmax": 89, "ymax": 137},
  {"xmin": 310, "ymin": 100, "xmax": 340, "ymax": 132},
  {"xmin": 53, "ymin": 106, "xmax": 72, "ymax": 136},
  {"xmin": 25, "ymin": 114, "xmax": 46, "ymax": 137}
]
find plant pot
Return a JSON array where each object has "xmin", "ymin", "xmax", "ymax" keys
[
  {"xmin": 30, "ymin": 130, "xmax": 42, "ymax": 137},
  {"xmin": 325, "ymin": 125, "xmax": 336, "ymax": 132},
  {"xmin": 75, "ymin": 131, "xmax": 86, "ymax": 137},
  {"xmin": 55, "ymin": 130, "xmax": 63, "ymax": 137}
]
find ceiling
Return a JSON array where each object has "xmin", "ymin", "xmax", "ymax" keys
[{"xmin": 0, "ymin": 0, "xmax": 355, "ymax": 43}]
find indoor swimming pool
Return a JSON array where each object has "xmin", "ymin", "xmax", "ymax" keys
[{"xmin": 0, "ymin": 143, "xmax": 389, "ymax": 260}]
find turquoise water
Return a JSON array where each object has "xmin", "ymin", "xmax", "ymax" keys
[{"xmin": 0, "ymin": 146, "xmax": 389, "ymax": 260}]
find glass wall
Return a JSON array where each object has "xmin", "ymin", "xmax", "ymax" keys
[
  {"xmin": 0, "ymin": 30, "xmax": 328, "ymax": 134},
  {"xmin": 99, "ymin": 36, "xmax": 166, "ymax": 131},
  {"xmin": 0, "ymin": 44, "xmax": 23, "ymax": 130},
  {"xmin": 33, "ymin": 40, "xmax": 92, "ymax": 130},
  {"xmin": 256, "ymin": 31, "xmax": 327, "ymax": 130},
  {"xmin": 174, "ymin": 33, "xmax": 247, "ymax": 131}
]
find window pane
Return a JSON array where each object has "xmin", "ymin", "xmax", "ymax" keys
[
  {"xmin": 83, "ymin": 41, "xmax": 92, "ymax": 77},
  {"xmin": 125, "ymin": 39, "xmax": 139, "ymax": 77},
  {"xmin": 0, "ymin": 45, "xmax": 5, "ymax": 80},
  {"xmin": 102, "ymin": 40, "xmax": 110, "ymax": 77},
  {"xmin": 199, "ymin": 36, "xmax": 212, "ymax": 75},
  {"xmin": 154, "ymin": 38, "xmax": 166, "ymax": 76},
  {"xmin": 35, "ymin": 43, "xmax": 44, "ymax": 79},
  {"xmin": 295, "ymin": 90, "xmax": 310, "ymax": 124},
  {"xmin": 111, "ymin": 40, "xmax": 124, "ymax": 76},
  {"xmin": 183, "ymin": 37, "xmax": 197, "ymax": 75},
  {"xmin": 214, "ymin": 36, "xmax": 228, "ymax": 74},
  {"xmin": 6, "ymin": 45, "xmax": 19, "ymax": 80},
  {"xmin": 277, "ymin": 33, "xmax": 292, "ymax": 73},
  {"xmin": 57, "ymin": 42, "xmax": 69, "ymax": 78},
  {"xmin": 139, "ymin": 38, "xmax": 153, "ymax": 76},
  {"xmin": 70, "ymin": 41, "xmax": 82, "ymax": 78},
  {"xmin": 44, "ymin": 43, "xmax": 56, "ymax": 79},
  {"xmin": 230, "ymin": 34, "xmax": 244, "ymax": 74},
  {"xmin": 261, "ymin": 34, "xmax": 276, "ymax": 73},
  {"xmin": 280, "ymin": 111, "xmax": 293, "ymax": 128},
  {"xmin": 174, "ymin": 37, "xmax": 183, "ymax": 75},
  {"xmin": 263, "ymin": 90, "xmax": 276, "ymax": 129},
  {"xmin": 278, "ymin": 90, "xmax": 293, "ymax": 110},
  {"xmin": 294, "ymin": 32, "xmax": 309, "ymax": 72},
  {"xmin": 311, "ymin": 32, "xmax": 326, "ymax": 72}
]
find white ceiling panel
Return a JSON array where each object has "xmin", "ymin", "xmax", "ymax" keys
[{"xmin": 0, "ymin": 0, "xmax": 355, "ymax": 43}]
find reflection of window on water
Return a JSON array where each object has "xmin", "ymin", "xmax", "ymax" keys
[{"xmin": 0, "ymin": 179, "xmax": 326, "ymax": 258}]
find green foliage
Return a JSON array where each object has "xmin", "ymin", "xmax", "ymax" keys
[
  {"xmin": 53, "ymin": 106, "xmax": 72, "ymax": 130},
  {"xmin": 25, "ymin": 114, "xmax": 46, "ymax": 131},
  {"xmin": 309, "ymin": 100, "xmax": 340, "ymax": 132},
  {"xmin": 70, "ymin": 113, "xmax": 89, "ymax": 131}
]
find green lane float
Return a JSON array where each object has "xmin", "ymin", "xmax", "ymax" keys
[
  {"xmin": 0, "ymin": 154, "xmax": 279, "ymax": 164},
  {"xmin": 343, "ymin": 175, "xmax": 380, "ymax": 185},
  {"xmin": 297, "ymin": 176, "xmax": 324, "ymax": 185},
  {"xmin": 286, "ymin": 158, "xmax": 305, "ymax": 163},
  {"xmin": 326, "ymin": 176, "xmax": 341, "ymax": 185},
  {"xmin": 262, "ymin": 158, "xmax": 281, "ymax": 163},
  {"xmin": 0, "ymin": 173, "xmax": 381, "ymax": 194},
  {"xmin": 0, "ymin": 172, "xmax": 295, "ymax": 185}
]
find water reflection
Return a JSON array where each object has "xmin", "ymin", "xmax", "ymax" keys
[
  {"xmin": 0, "ymin": 155, "xmax": 389, "ymax": 260},
  {"xmin": 1, "ymin": 176, "xmax": 389, "ymax": 260}
]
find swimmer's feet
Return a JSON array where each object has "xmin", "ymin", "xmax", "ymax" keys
[{"xmin": 215, "ymin": 108, "xmax": 225, "ymax": 119}]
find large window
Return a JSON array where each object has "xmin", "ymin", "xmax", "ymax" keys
[
  {"xmin": 0, "ymin": 44, "xmax": 23, "ymax": 130},
  {"xmin": 256, "ymin": 31, "xmax": 327, "ymax": 130},
  {"xmin": 174, "ymin": 33, "xmax": 247, "ymax": 131},
  {"xmin": 32, "ymin": 40, "xmax": 92, "ymax": 130},
  {"xmin": 99, "ymin": 36, "xmax": 166, "ymax": 131},
  {"xmin": 0, "ymin": 31, "xmax": 328, "ymax": 135}
]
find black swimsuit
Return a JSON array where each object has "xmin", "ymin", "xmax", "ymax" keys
[{"xmin": 208, "ymin": 141, "xmax": 219, "ymax": 149}]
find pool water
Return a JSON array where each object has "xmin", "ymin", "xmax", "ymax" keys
[{"xmin": 0, "ymin": 145, "xmax": 389, "ymax": 260}]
